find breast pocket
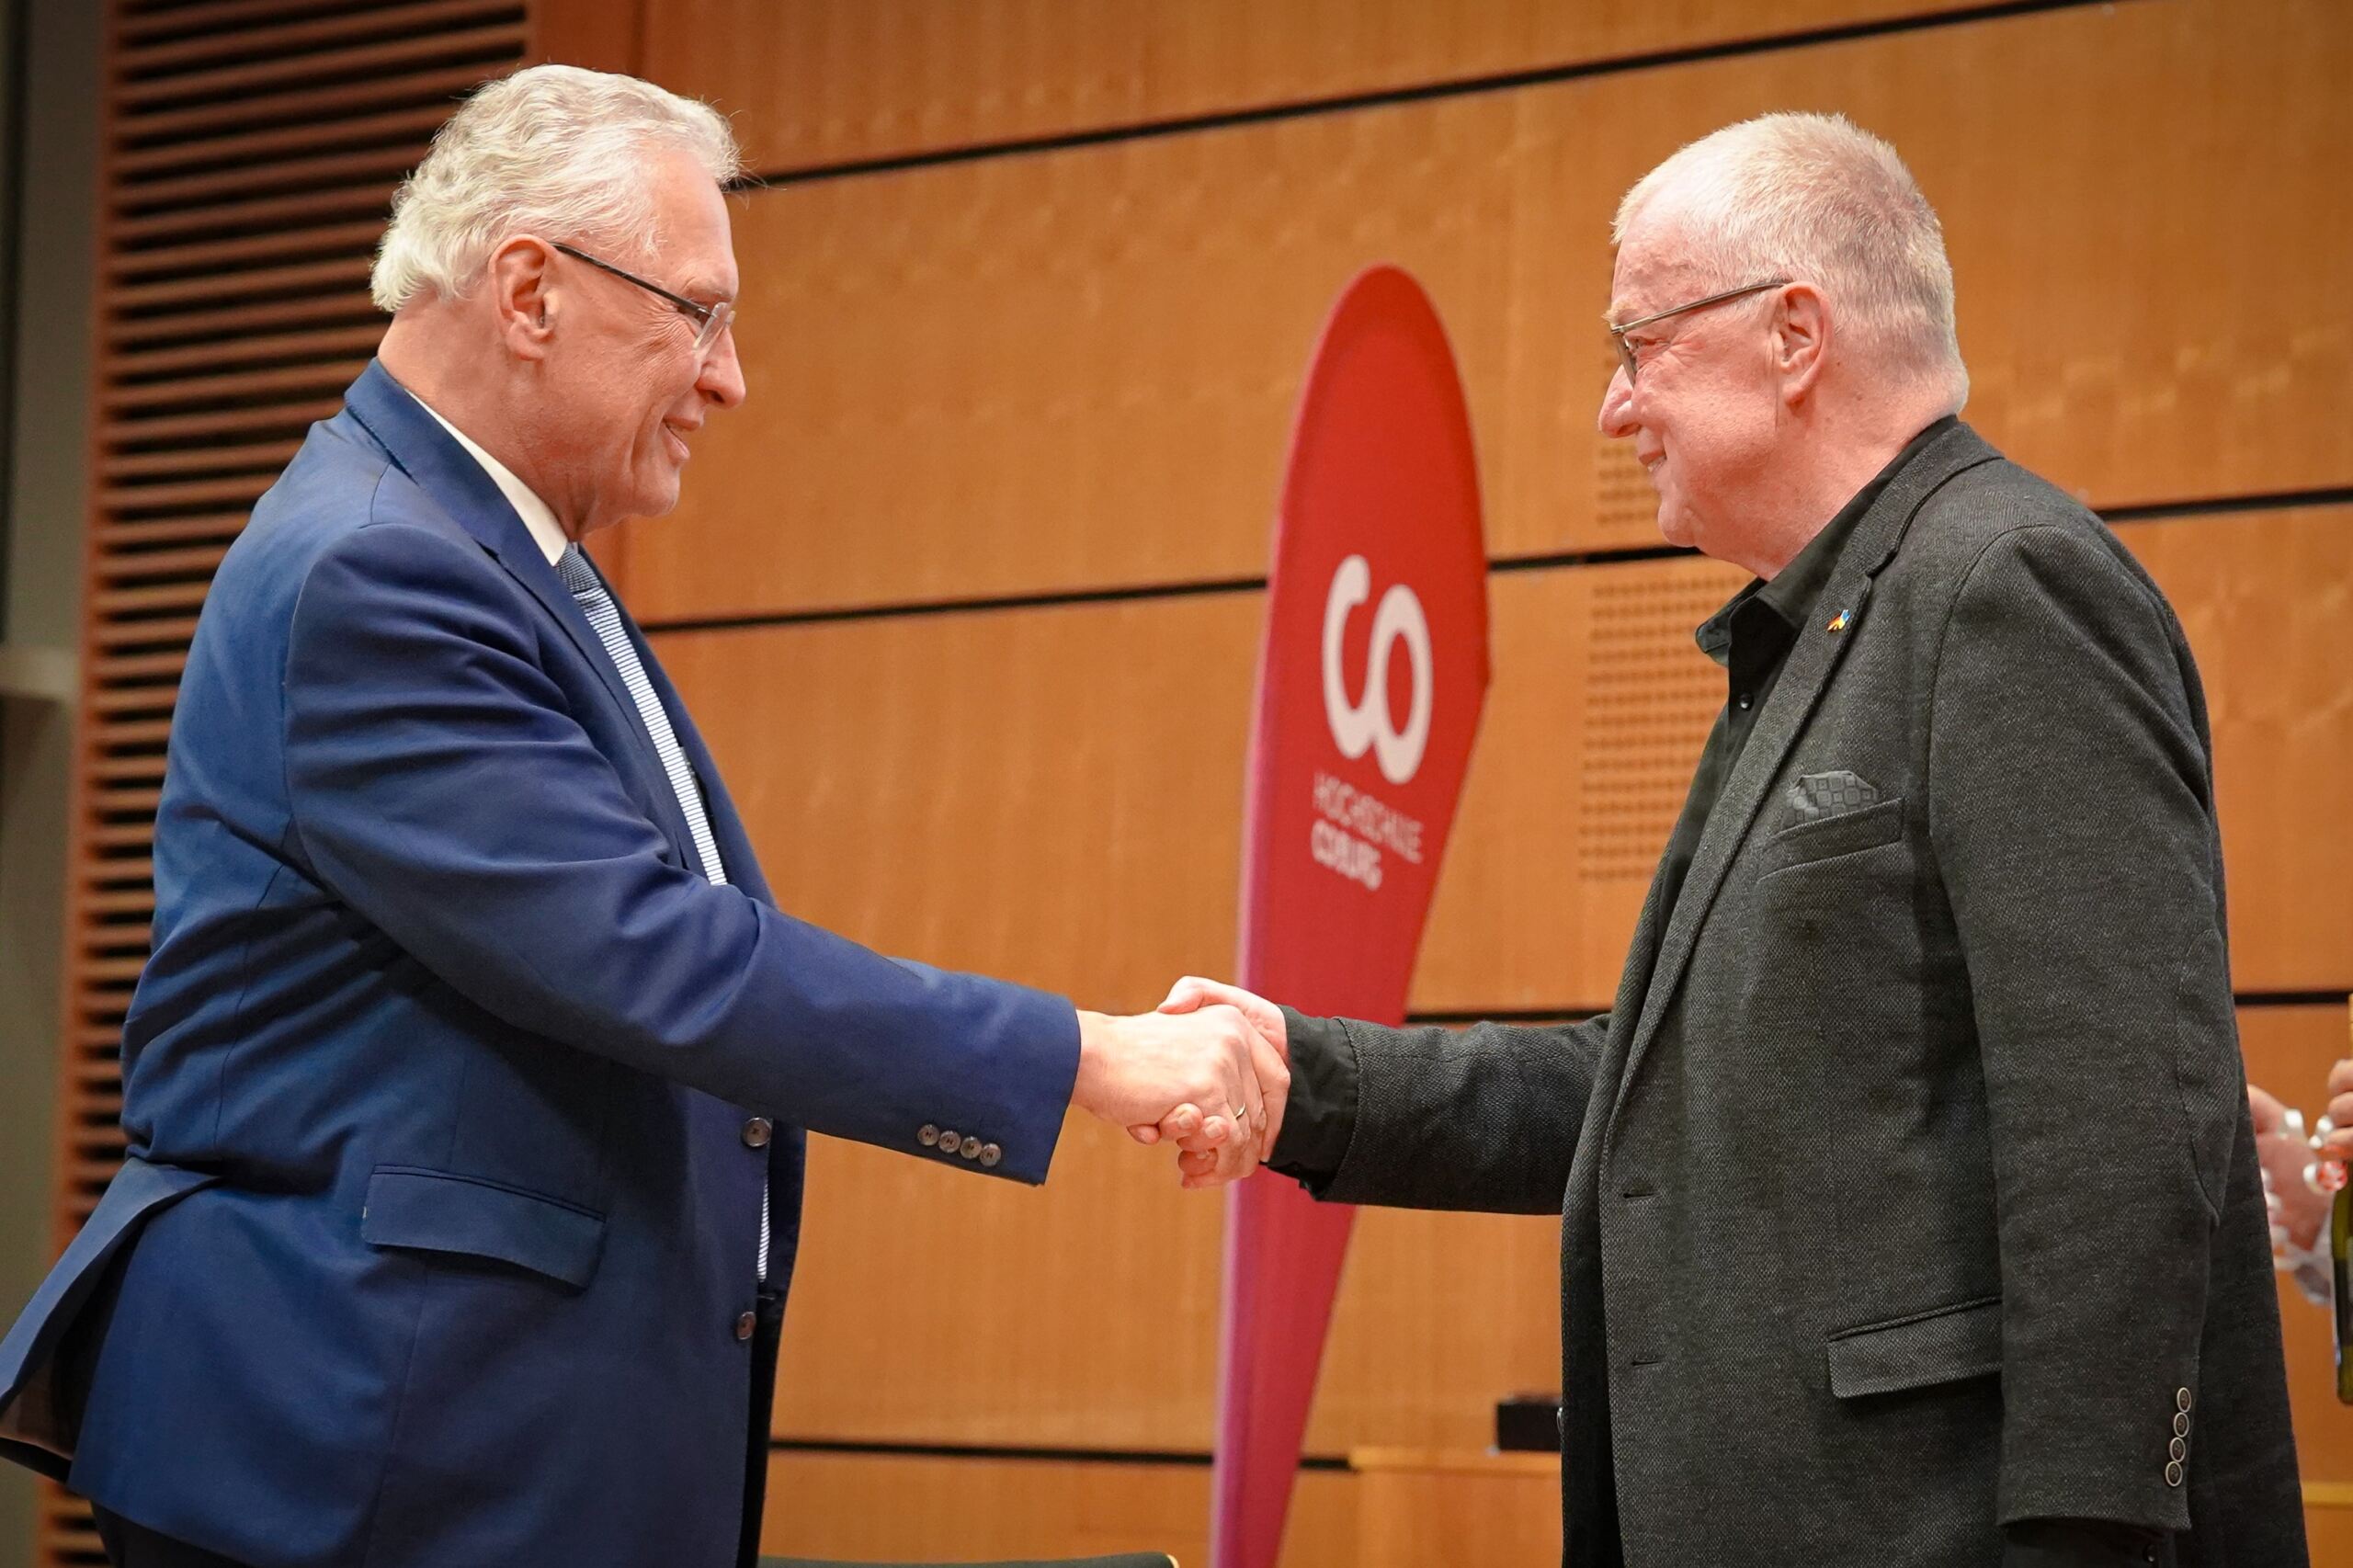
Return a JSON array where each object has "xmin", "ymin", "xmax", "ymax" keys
[
  {"xmin": 1755, "ymin": 794, "xmax": 1906, "ymax": 881},
  {"xmin": 361, "ymin": 1166, "xmax": 607, "ymax": 1289}
]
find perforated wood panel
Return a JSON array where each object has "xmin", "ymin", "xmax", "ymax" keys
[
  {"xmin": 1574, "ymin": 565, "xmax": 1737, "ymax": 884},
  {"xmin": 49, "ymin": 6, "xmax": 525, "ymax": 1563},
  {"xmin": 615, "ymin": 0, "xmax": 2352, "ymax": 620},
  {"xmin": 648, "ymin": 0, "xmax": 1952, "ymax": 176}
]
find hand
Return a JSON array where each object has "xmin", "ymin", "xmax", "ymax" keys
[
  {"xmin": 2249, "ymin": 1083, "xmax": 2333, "ymax": 1254},
  {"xmin": 2326, "ymin": 1057, "xmax": 2353, "ymax": 1160},
  {"xmin": 1149, "ymin": 977, "xmax": 1290, "ymax": 1189},
  {"xmin": 1071, "ymin": 1006, "xmax": 1286, "ymax": 1185}
]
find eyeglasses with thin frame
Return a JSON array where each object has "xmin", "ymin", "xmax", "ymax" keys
[
  {"xmin": 551, "ymin": 241, "xmax": 736, "ymax": 357},
  {"xmin": 1608, "ymin": 277, "xmax": 1790, "ymax": 384}
]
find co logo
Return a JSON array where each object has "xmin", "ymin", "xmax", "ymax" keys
[{"xmin": 1321, "ymin": 553, "xmax": 1432, "ymax": 785}]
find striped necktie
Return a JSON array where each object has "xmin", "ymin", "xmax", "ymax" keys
[
  {"xmin": 554, "ymin": 543, "xmax": 769, "ymax": 1281},
  {"xmin": 554, "ymin": 543, "xmax": 727, "ymax": 887}
]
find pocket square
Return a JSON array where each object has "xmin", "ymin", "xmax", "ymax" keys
[{"xmin": 1784, "ymin": 769, "xmax": 1881, "ymax": 821}]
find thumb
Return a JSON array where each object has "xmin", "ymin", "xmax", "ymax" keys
[
  {"xmin": 1129, "ymin": 1123, "xmax": 1163, "ymax": 1146},
  {"xmin": 1159, "ymin": 976, "xmax": 1208, "ymax": 1014}
]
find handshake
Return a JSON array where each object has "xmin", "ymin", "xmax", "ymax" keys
[{"xmin": 1069, "ymin": 977, "xmax": 1292, "ymax": 1189}]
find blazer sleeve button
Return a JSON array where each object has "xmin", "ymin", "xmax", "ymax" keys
[
  {"xmin": 979, "ymin": 1143, "xmax": 1003, "ymax": 1167},
  {"xmin": 918, "ymin": 1124, "xmax": 940, "ymax": 1147}
]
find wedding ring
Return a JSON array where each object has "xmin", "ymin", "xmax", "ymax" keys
[{"xmin": 1230, "ymin": 1106, "xmax": 1249, "ymax": 1125}]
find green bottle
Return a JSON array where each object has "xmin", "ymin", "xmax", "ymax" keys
[
  {"xmin": 2337, "ymin": 1168, "xmax": 2353, "ymax": 1403},
  {"xmin": 2334, "ymin": 1130, "xmax": 2353, "ymax": 1393}
]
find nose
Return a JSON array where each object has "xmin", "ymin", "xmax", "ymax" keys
[
  {"xmin": 699, "ymin": 325, "xmax": 746, "ymax": 411},
  {"xmin": 1597, "ymin": 363, "xmax": 1636, "ymax": 439}
]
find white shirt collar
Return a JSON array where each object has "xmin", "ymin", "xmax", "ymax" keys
[{"xmin": 402, "ymin": 387, "xmax": 571, "ymax": 566}]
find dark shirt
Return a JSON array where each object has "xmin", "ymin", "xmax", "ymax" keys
[
  {"xmin": 1266, "ymin": 417, "xmax": 2154, "ymax": 1567},
  {"xmin": 1651, "ymin": 415, "xmax": 1952, "ymax": 926}
]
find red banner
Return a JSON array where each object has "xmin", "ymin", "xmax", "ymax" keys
[{"xmin": 1214, "ymin": 266, "xmax": 1490, "ymax": 1567}]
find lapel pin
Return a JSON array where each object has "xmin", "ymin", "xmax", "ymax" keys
[{"xmin": 1825, "ymin": 608, "xmax": 1852, "ymax": 634}]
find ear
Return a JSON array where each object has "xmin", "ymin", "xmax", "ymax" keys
[
  {"xmin": 1772, "ymin": 281, "xmax": 1830, "ymax": 405},
  {"xmin": 486, "ymin": 236, "xmax": 558, "ymax": 362}
]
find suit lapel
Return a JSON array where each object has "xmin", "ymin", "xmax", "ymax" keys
[
  {"xmin": 340, "ymin": 362, "xmax": 702, "ymax": 869},
  {"xmin": 1606, "ymin": 423, "xmax": 2004, "ymax": 1128},
  {"xmin": 608, "ymin": 589, "xmax": 776, "ymax": 907}
]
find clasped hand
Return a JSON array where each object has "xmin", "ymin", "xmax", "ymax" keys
[{"xmin": 1069, "ymin": 978, "xmax": 1290, "ymax": 1189}]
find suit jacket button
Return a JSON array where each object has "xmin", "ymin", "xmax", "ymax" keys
[
  {"xmin": 2164, "ymin": 1460, "xmax": 2183, "ymax": 1488},
  {"xmin": 979, "ymin": 1142, "xmax": 1003, "ymax": 1167},
  {"xmin": 918, "ymin": 1124, "xmax": 940, "ymax": 1147},
  {"xmin": 2173, "ymin": 1411, "xmax": 2190, "ymax": 1437},
  {"xmin": 734, "ymin": 1311, "xmax": 757, "ymax": 1341},
  {"xmin": 960, "ymin": 1137, "xmax": 983, "ymax": 1161},
  {"xmin": 938, "ymin": 1131, "xmax": 962, "ymax": 1154},
  {"xmin": 2168, "ymin": 1437, "xmax": 2187, "ymax": 1461},
  {"xmin": 2176, "ymin": 1387, "xmax": 2193, "ymax": 1412},
  {"xmin": 743, "ymin": 1117, "xmax": 773, "ymax": 1149}
]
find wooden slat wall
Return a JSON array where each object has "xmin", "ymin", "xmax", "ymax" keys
[{"xmin": 48, "ymin": 6, "xmax": 526, "ymax": 1564}]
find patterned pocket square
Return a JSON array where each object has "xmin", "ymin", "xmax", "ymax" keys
[{"xmin": 1784, "ymin": 769, "xmax": 1881, "ymax": 821}]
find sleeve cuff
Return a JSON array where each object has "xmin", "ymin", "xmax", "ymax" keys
[{"xmin": 1267, "ymin": 1008, "xmax": 1359, "ymax": 1186}]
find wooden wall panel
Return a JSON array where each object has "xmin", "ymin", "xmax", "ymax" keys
[
  {"xmin": 2232, "ymin": 1006, "xmax": 2353, "ymax": 1495},
  {"xmin": 759, "ymin": 1450, "xmax": 1358, "ymax": 1568},
  {"xmin": 646, "ymin": 0, "xmax": 1945, "ymax": 175},
  {"xmin": 617, "ymin": 0, "xmax": 2352, "ymax": 619},
  {"xmin": 655, "ymin": 506, "xmax": 2353, "ymax": 1028},
  {"xmin": 654, "ymin": 505, "xmax": 2349, "ymax": 1460},
  {"xmin": 2128, "ymin": 514, "xmax": 2353, "ymax": 995},
  {"xmin": 1351, "ymin": 1451, "xmax": 1560, "ymax": 1568}
]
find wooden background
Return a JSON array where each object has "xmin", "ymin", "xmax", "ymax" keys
[{"xmin": 50, "ymin": 0, "xmax": 2352, "ymax": 1562}]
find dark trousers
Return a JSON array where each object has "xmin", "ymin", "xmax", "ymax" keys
[{"xmin": 94, "ymin": 1507, "xmax": 251, "ymax": 1568}]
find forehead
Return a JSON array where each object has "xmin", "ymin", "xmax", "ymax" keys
[
  {"xmin": 1606, "ymin": 206, "xmax": 1705, "ymax": 322},
  {"xmin": 642, "ymin": 145, "xmax": 739, "ymax": 296}
]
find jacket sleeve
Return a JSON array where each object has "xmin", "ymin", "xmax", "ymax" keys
[
  {"xmin": 280, "ymin": 520, "xmax": 1079, "ymax": 1182},
  {"xmin": 1927, "ymin": 520, "xmax": 2240, "ymax": 1529},
  {"xmin": 1269, "ymin": 1008, "xmax": 1607, "ymax": 1213}
]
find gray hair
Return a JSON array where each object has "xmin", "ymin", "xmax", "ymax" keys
[
  {"xmin": 1615, "ymin": 112, "xmax": 1968, "ymax": 411},
  {"xmin": 370, "ymin": 64, "xmax": 742, "ymax": 313}
]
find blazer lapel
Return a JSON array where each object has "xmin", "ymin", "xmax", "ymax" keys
[
  {"xmin": 1607, "ymin": 423, "xmax": 2004, "ymax": 1128},
  {"xmin": 339, "ymin": 362, "xmax": 702, "ymax": 868}
]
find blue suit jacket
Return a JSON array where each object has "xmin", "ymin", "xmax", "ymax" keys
[{"xmin": 0, "ymin": 362, "xmax": 1081, "ymax": 1566}]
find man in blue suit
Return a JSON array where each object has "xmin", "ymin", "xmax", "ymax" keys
[{"xmin": 0, "ymin": 66, "xmax": 1285, "ymax": 1568}]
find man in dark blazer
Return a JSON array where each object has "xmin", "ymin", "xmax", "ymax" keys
[
  {"xmin": 0, "ymin": 67, "xmax": 1284, "ymax": 1568},
  {"xmin": 1161, "ymin": 113, "xmax": 2303, "ymax": 1565}
]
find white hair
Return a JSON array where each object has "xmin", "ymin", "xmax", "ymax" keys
[
  {"xmin": 1615, "ymin": 112, "xmax": 1968, "ymax": 411},
  {"xmin": 370, "ymin": 64, "xmax": 742, "ymax": 313}
]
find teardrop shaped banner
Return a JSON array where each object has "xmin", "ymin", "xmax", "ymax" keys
[{"xmin": 1214, "ymin": 265, "xmax": 1490, "ymax": 1567}]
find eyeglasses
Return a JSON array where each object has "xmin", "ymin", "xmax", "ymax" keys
[
  {"xmin": 551, "ymin": 241, "xmax": 736, "ymax": 357},
  {"xmin": 1608, "ymin": 278, "xmax": 1790, "ymax": 383}
]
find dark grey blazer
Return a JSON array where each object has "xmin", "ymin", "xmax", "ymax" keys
[{"xmin": 1279, "ymin": 424, "xmax": 2305, "ymax": 1567}]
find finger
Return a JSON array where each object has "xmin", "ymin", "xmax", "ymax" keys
[
  {"xmin": 1129, "ymin": 1123, "xmax": 1161, "ymax": 1145},
  {"xmin": 1159, "ymin": 977, "xmax": 1210, "ymax": 1014},
  {"xmin": 2247, "ymin": 1085, "xmax": 2285, "ymax": 1134},
  {"xmin": 1245, "ymin": 1023, "xmax": 1291, "ymax": 1164},
  {"xmin": 1161, "ymin": 1104, "xmax": 1205, "ymax": 1142},
  {"xmin": 2329, "ymin": 1092, "xmax": 2353, "ymax": 1131},
  {"xmin": 2328, "ymin": 1058, "xmax": 2353, "ymax": 1097}
]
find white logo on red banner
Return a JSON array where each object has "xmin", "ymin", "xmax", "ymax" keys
[{"xmin": 1319, "ymin": 553, "xmax": 1432, "ymax": 785}]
